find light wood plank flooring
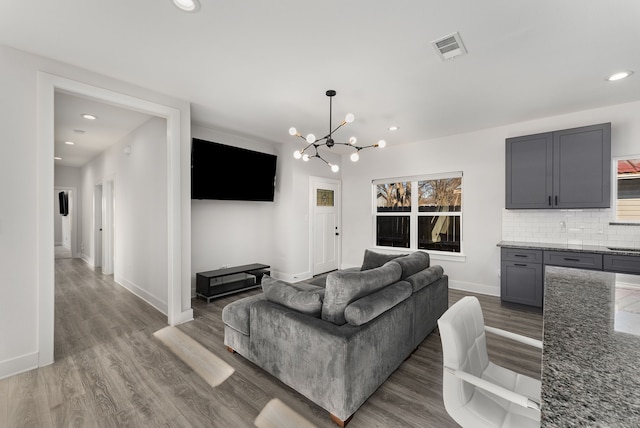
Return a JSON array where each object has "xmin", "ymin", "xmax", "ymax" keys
[{"xmin": 0, "ymin": 258, "xmax": 543, "ymax": 427}]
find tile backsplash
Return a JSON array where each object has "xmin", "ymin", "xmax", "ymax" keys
[{"xmin": 502, "ymin": 209, "xmax": 640, "ymax": 247}]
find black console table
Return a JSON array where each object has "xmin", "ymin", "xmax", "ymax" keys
[{"xmin": 196, "ymin": 263, "xmax": 270, "ymax": 303}]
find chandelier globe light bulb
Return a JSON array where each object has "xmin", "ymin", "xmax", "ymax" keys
[{"xmin": 288, "ymin": 90, "xmax": 384, "ymax": 171}]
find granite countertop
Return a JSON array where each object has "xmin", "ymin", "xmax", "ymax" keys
[
  {"xmin": 541, "ymin": 266, "xmax": 640, "ymax": 426},
  {"xmin": 498, "ymin": 240, "xmax": 640, "ymax": 257}
]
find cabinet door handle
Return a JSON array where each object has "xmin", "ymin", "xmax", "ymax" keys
[
  {"xmin": 515, "ymin": 263, "xmax": 528, "ymax": 267},
  {"xmin": 564, "ymin": 258, "xmax": 580, "ymax": 262},
  {"xmin": 555, "ymin": 195, "xmax": 558, "ymax": 205},
  {"xmin": 548, "ymin": 196, "xmax": 551, "ymax": 206},
  {"xmin": 514, "ymin": 254, "xmax": 528, "ymax": 258}
]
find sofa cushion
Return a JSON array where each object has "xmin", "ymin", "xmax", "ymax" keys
[
  {"xmin": 405, "ymin": 265, "xmax": 444, "ymax": 293},
  {"xmin": 322, "ymin": 261, "xmax": 402, "ymax": 325},
  {"xmin": 360, "ymin": 249, "xmax": 406, "ymax": 271},
  {"xmin": 344, "ymin": 281, "xmax": 412, "ymax": 326},
  {"xmin": 262, "ymin": 276, "xmax": 324, "ymax": 317},
  {"xmin": 394, "ymin": 251, "xmax": 430, "ymax": 279}
]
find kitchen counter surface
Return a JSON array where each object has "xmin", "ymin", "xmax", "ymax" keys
[
  {"xmin": 498, "ymin": 240, "xmax": 640, "ymax": 257},
  {"xmin": 541, "ymin": 266, "xmax": 640, "ymax": 426}
]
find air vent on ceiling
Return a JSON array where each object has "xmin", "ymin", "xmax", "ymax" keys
[{"xmin": 431, "ymin": 32, "xmax": 467, "ymax": 61}]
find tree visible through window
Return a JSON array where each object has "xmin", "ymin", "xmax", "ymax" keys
[
  {"xmin": 376, "ymin": 182, "xmax": 411, "ymax": 248},
  {"xmin": 374, "ymin": 173, "xmax": 463, "ymax": 252},
  {"xmin": 418, "ymin": 178, "xmax": 462, "ymax": 252}
]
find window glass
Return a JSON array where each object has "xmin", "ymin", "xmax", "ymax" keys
[
  {"xmin": 418, "ymin": 178, "xmax": 462, "ymax": 212},
  {"xmin": 374, "ymin": 173, "xmax": 462, "ymax": 253},
  {"xmin": 376, "ymin": 182, "xmax": 411, "ymax": 212},
  {"xmin": 317, "ymin": 189, "xmax": 334, "ymax": 207},
  {"xmin": 417, "ymin": 216, "xmax": 461, "ymax": 252},
  {"xmin": 376, "ymin": 216, "xmax": 410, "ymax": 248},
  {"xmin": 616, "ymin": 158, "xmax": 640, "ymax": 221}
]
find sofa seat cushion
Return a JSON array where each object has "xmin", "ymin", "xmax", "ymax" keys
[
  {"xmin": 360, "ymin": 249, "xmax": 407, "ymax": 271},
  {"xmin": 222, "ymin": 293, "xmax": 266, "ymax": 335},
  {"xmin": 262, "ymin": 276, "xmax": 325, "ymax": 317},
  {"xmin": 405, "ymin": 265, "xmax": 444, "ymax": 293},
  {"xmin": 322, "ymin": 261, "xmax": 402, "ymax": 325},
  {"xmin": 344, "ymin": 281, "xmax": 412, "ymax": 326},
  {"xmin": 394, "ymin": 251, "xmax": 430, "ymax": 279}
]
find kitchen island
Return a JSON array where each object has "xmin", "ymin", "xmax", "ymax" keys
[{"xmin": 542, "ymin": 266, "xmax": 640, "ymax": 426}]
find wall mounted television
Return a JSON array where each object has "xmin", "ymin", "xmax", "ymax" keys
[{"xmin": 191, "ymin": 138, "xmax": 277, "ymax": 201}]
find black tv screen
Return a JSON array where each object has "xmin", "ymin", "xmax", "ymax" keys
[{"xmin": 191, "ymin": 138, "xmax": 277, "ymax": 201}]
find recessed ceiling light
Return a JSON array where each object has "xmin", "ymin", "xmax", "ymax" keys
[
  {"xmin": 64, "ymin": 141, "xmax": 75, "ymax": 145},
  {"xmin": 81, "ymin": 114, "xmax": 97, "ymax": 120},
  {"xmin": 54, "ymin": 156, "xmax": 62, "ymax": 160},
  {"xmin": 388, "ymin": 126, "xmax": 399, "ymax": 131},
  {"xmin": 607, "ymin": 71, "xmax": 633, "ymax": 81},
  {"xmin": 173, "ymin": 0, "xmax": 201, "ymax": 12}
]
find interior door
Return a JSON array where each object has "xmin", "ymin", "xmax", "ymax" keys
[{"xmin": 312, "ymin": 178, "xmax": 341, "ymax": 275}]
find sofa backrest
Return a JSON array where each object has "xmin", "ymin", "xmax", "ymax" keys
[
  {"xmin": 321, "ymin": 261, "xmax": 402, "ymax": 325},
  {"xmin": 393, "ymin": 251, "xmax": 430, "ymax": 279}
]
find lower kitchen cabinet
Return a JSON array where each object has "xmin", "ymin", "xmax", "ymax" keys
[{"xmin": 500, "ymin": 248, "xmax": 543, "ymax": 307}]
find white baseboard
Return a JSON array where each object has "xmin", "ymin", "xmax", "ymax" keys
[
  {"xmin": 0, "ymin": 351, "xmax": 39, "ymax": 380},
  {"xmin": 81, "ymin": 254, "xmax": 94, "ymax": 267},
  {"xmin": 171, "ymin": 309, "xmax": 194, "ymax": 326},
  {"xmin": 114, "ymin": 275, "xmax": 168, "ymax": 315},
  {"xmin": 449, "ymin": 279, "xmax": 500, "ymax": 297}
]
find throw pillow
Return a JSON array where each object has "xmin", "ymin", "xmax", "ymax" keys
[
  {"xmin": 344, "ymin": 281, "xmax": 412, "ymax": 326},
  {"xmin": 261, "ymin": 275, "xmax": 324, "ymax": 317},
  {"xmin": 322, "ymin": 261, "xmax": 402, "ymax": 325},
  {"xmin": 360, "ymin": 249, "xmax": 406, "ymax": 271},
  {"xmin": 394, "ymin": 251, "xmax": 430, "ymax": 279}
]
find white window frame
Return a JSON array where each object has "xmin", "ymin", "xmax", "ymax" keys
[
  {"xmin": 372, "ymin": 172, "xmax": 464, "ymax": 259},
  {"xmin": 612, "ymin": 155, "xmax": 640, "ymax": 224}
]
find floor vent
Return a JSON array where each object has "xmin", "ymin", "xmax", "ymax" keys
[{"xmin": 431, "ymin": 32, "xmax": 467, "ymax": 61}]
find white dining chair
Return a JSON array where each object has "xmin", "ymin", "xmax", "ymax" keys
[{"xmin": 437, "ymin": 296, "xmax": 543, "ymax": 428}]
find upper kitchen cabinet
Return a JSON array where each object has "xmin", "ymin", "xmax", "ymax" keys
[{"xmin": 506, "ymin": 123, "xmax": 611, "ymax": 209}]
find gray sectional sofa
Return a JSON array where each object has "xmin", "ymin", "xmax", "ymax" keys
[{"xmin": 222, "ymin": 250, "xmax": 448, "ymax": 426}]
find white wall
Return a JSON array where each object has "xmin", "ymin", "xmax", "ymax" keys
[
  {"xmin": 0, "ymin": 45, "xmax": 192, "ymax": 380},
  {"xmin": 341, "ymin": 100, "xmax": 640, "ymax": 296},
  {"xmin": 190, "ymin": 126, "xmax": 342, "ymax": 292},
  {"xmin": 80, "ymin": 117, "xmax": 169, "ymax": 311}
]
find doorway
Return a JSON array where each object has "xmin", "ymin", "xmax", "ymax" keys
[
  {"xmin": 54, "ymin": 187, "xmax": 77, "ymax": 260},
  {"xmin": 38, "ymin": 72, "xmax": 190, "ymax": 368},
  {"xmin": 94, "ymin": 179, "xmax": 114, "ymax": 274},
  {"xmin": 310, "ymin": 177, "xmax": 341, "ymax": 275}
]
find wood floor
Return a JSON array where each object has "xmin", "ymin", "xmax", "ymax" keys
[{"xmin": 0, "ymin": 258, "xmax": 543, "ymax": 427}]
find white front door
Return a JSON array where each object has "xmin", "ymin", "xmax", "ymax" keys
[{"xmin": 311, "ymin": 177, "xmax": 341, "ymax": 275}]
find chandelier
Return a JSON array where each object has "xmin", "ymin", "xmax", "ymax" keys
[{"xmin": 289, "ymin": 90, "xmax": 386, "ymax": 172}]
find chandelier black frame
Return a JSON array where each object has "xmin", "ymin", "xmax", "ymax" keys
[{"xmin": 289, "ymin": 90, "xmax": 385, "ymax": 172}]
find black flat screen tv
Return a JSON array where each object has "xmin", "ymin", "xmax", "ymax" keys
[{"xmin": 191, "ymin": 138, "xmax": 277, "ymax": 201}]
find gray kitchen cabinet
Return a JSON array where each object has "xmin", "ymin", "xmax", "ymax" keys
[
  {"xmin": 506, "ymin": 123, "xmax": 611, "ymax": 209},
  {"xmin": 500, "ymin": 248, "xmax": 543, "ymax": 307}
]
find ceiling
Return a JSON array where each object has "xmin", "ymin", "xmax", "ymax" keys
[
  {"xmin": 54, "ymin": 92, "xmax": 152, "ymax": 167},
  {"xmin": 2, "ymin": 1, "xmax": 640, "ymax": 167}
]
